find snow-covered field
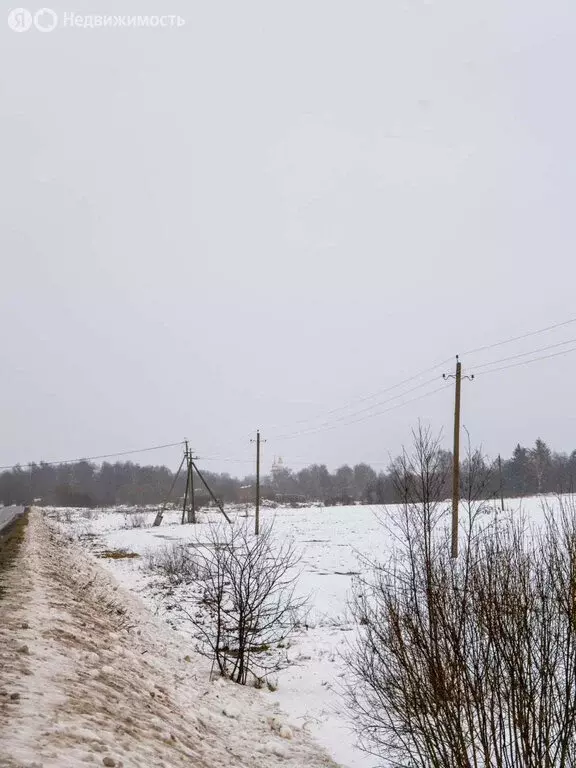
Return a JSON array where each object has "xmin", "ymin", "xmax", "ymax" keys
[{"xmin": 43, "ymin": 496, "xmax": 548, "ymax": 768}]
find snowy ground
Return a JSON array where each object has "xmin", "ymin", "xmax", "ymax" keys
[
  {"xmin": 37, "ymin": 496, "xmax": 549, "ymax": 768},
  {"xmin": 0, "ymin": 510, "xmax": 339, "ymax": 768}
]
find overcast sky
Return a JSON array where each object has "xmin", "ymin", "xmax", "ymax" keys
[{"xmin": 1, "ymin": 0, "xmax": 576, "ymax": 475}]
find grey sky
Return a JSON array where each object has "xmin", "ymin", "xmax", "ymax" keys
[{"xmin": 1, "ymin": 1, "xmax": 576, "ymax": 475}]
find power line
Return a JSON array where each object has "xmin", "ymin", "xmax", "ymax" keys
[
  {"xmin": 462, "ymin": 316, "xmax": 576, "ymax": 358},
  {"xmin": 274, "ymin": 383, "xmax": 452, "ymax": 441},
  {"xmin": 202, "ymin": 314, "xmax": 576, "ymax": 453},
  {"xmin": 474, "ymin": 344, "xmax": 576, "ymax": 378},
  {"xmin": 208, "ymin": 337, "xmax": 575, "ymax": 451},
  {"xmin": 8, "ymin": 316, "xmax": 576, "ymax": 474},
  {"xmin": 197, "ymin": 455, "xmax": 254, "ymax": 464},
  {"xmin": 0, "ymin": 440, "xmax": 184, "ymax": 472},
  {"xmin": 271, "ymin": 375, "xmax": 446, "ymax": 440},
  {"xmin": 200, "ymin": 384, "xmax": 450, "ymax": 450},
  {"xmin": 263, "ymin": 314, "xmax": 576, "ymax": 440},
  {"xmin": 469, "ymin": 336, "xmax": 576, "ymax": 373},
  {"xmin": 199, "ymin": 455, "xmax": 402, "ymax": 467},
  {"xmin": 265, "ymin": 356, "xmax": 454, "ymax": 434},
  {"xmin": 199, "ymin": 333, "xmax": 576, "ymax": 452}
]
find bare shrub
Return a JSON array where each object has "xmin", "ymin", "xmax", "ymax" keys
[
  {"xmin": 145, "ymin": 543, "xmax": 198, "ymax": 584},
  {"xmin": 347, "ymin": 428, "xmax": 576, "ymax": 767},
  {"xmin": 124, "ymin": 512, "xmax": 147, "ymax": 529},
  {"xmin": 182, "ymin": 521, "xmax": 307, "ymax": 686}
]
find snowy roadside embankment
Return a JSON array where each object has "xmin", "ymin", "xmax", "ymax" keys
[{"xmin": 0, "ymin": 510, "xmax": 340, "ymax": 768}]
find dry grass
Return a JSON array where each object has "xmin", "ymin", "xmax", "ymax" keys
[
  {"xmin": 97, "ymin": 549, "xmax": 140, "ymax": 560},
  {"xmin": 0, "ymin": 512, "xmax": 29, "ymax": 601}
]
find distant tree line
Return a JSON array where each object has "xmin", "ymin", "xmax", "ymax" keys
[
  {"xmin": 263, "ymin": 438, "xmax": 576, "ymax": 505},
  {"xmin": 0, "ymin": 438, "xmax": 574, "ymax": 507}
]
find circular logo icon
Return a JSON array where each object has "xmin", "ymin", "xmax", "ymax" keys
[
  {"xmin": 34, "ymin": 7, "xmax": 58, "ymax": 32},
  {"xmin": 7, "ymin": 8, "xmax": 33, "ymax": 32}
]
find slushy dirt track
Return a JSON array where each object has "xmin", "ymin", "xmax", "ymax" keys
[{"xmin": 0, "ymin": 510, "xmax": 339, "ymax": 768}]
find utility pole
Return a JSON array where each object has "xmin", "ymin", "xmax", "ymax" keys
[
  {"xmin": 180, "ymin": 440, "xmax": 197, "ymax": 525},
  {"xmin": 443, "ymin": 357, "xmax": 474, "ymax": 558},
  {"xmin": 251, "ymin": 430, "xmax": 266, "ymax": 535},
  {"xmin": 189, "ymin": 458, "xmax": 196, "ymax": 524},
  {"xmin": 189, "ymin": 458, "xmax": 232, "ymax": 524},
  {"xmin": 181, "ymin": 440, "xmax": 190, "ymax": 525},
  {"xmin": 498, "ymin": 454, "xmax": 505, "ymax": 513},
  {"xmin": 155, "ymin": 442, "xmax": 228, "ymax": 527},
  {"xmin": 154, "ymin": 447, "xmax": 186, "ymax": 527}
]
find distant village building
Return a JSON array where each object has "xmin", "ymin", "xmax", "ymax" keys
[
  {"xmin": 270, "ymin": 456, "xmax": 309, "ymax": 504},
  {"xmin": 270, "ymin": 456, "xmax": 284, "ymax": 482}
]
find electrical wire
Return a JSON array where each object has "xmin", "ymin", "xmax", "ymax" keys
[
  {"xmin": 0, "ymin": 440, "xmax": 185, "ymax": 472},
  {"xmin": 462, "ymin": 316, "xmax": 576, "ymax": 358},
  {"xmin": 205, "ymin": 329, "xmax": 576, "ymax": 451},
  {"xmin": 7, "ymin": 315, "xmax": 576, "ymax": 473},
  {"xmin": 270, "ymin": 375, "xmax": 446, "ymax": 440},
  {"xmin": 196, "ymin": 456, "xmax": 254, "ymax": 464},
  {"xmin": 264, "ymin": 356, "xmax": 454, "ymax": 435},
  {"xmin": 202, "ymin": 314, "xmax": 576, "ymax": 452},
  {"xmin": 201, "ymin": 332, "xmax": 576, "ymax": 455},
  {"xmin": 198, "ymin": 384, "xmax": 451, "ymax": 454},
  {"xmin": 474, "ymin": 344, "xmax": 576, "ymax": 378},
  {"xmin": 274, "ymin": 383, "xmax": 452, "ymax": 441},
  {"xmin": 468, "ymin": 336, "xmax": 576, "ymax": 373},
  {"xmin": 261, "ymin": 314, "xmax": 576, "ymax": 439}
]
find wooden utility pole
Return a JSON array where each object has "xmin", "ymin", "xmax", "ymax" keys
[
  {"xmin": 181, "ymin": 441, "xmax": 190, "ymax": 525},
  {"xmin": 451, "ymin": 359, "xmax": 462, "ymax": 559},
  {"xmin": 251, "ymin": 430, "xmax": 266, "ymax": 535},
  {"xmin": 189, "ymin": 458, "xmax": 196, "ymax": 524},
  {"xmin": 155, "ymin": 442, "xmax": 216, "ymax": 527},
  {"xmin": 190, "ymin": 458, "xmax": 232, "ymax": 524},
  {"xmin": 255, "ymin": 431, "xmax": 261, "ymax": 535},
  {"xmin": 498, "ymin": 454, "xmax": 505, "ymax": 513},
  {"xmin": 179, "ymin": 441, "xmax": 198, "ymax": 524},
  {"xmin": 443, "ymin": 357, "xmax": 474, "ymax": 558},
  {"xmin": 154, "ymin": 449, "xmax": 186, "ymax": 526}
]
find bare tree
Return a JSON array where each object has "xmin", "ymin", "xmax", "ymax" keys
[
  {"xmin": 182, "ymin": 520, "xmax": 307, "ymax": 686},
  {"xmin": 346, "ymin": 428, "xmax": 576, "ymax": 767}
]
